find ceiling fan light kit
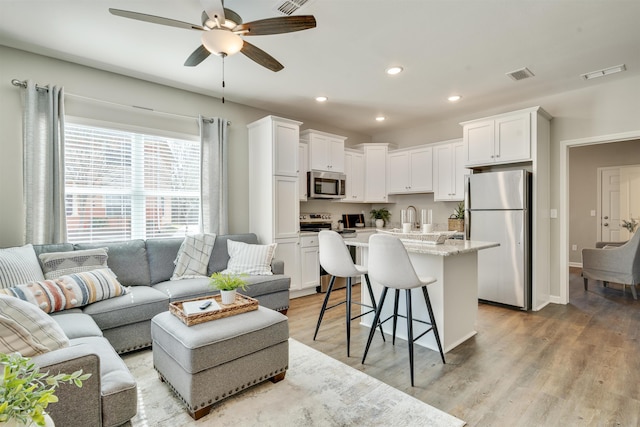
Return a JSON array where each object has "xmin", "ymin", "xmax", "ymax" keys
[{"xmin": 202, "ymin": 29, "xmax": 244, "ymax": 56}]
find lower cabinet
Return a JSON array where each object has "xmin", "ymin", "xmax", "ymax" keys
[
  {"xmin": 299, "ymin": 235, "xmax": 320, "ymax": 290},
  {"xmin": 274, "ymin": 238, "xmax": 301, "ymax": 291}
]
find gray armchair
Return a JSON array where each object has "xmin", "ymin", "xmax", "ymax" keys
[{"xmin": 582, "ymin": 230, "xmax": 640, "ymax": 299}]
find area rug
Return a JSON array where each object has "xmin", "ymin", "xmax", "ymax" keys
[{"xmin": 122, "ymin": 338, "xmax": 465, "ymax": 427}]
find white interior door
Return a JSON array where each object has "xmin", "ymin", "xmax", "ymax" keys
[
  {"xmin": 600, "ymin": 168, "xmax": 621, "ymax": 241},
  {"xmin": 620, "ymin": 165, "xmax": 640, "ymax": 240}
]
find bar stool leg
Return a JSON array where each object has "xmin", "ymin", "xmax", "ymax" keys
[
  {"xmin": 362, "ymin": 287, "xmax": 389, "ymax": 364},
  {"xmin": 313, "ymin": 275, "xmax": 336, "ymax": 340},
  {"xmin": 405, "ymin": 289, "xmax": 415, "ymax": 386},
  {"xmin": 421, "ymin": 286, "xmax": 445, "ymax": 364},
  {"xmin": 346, "ymin": 277, "xmax": 352, "ymax": 357},
  {"xmin": 364, "ymin": 274, "xmax": 386, "ymax": 342},
  {"xmin": 392, "ymin": 289, "xmax": 400, "ymax": 345}
]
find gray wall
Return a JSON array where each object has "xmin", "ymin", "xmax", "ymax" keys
[
  {"xmin": 0, "ymin": 45, "xmax": 370, "ymax": 247},
  {"xmin": 569, "ymin": 140, "xmax": 640, "ymax": 264}
]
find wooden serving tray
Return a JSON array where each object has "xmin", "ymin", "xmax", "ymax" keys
[{"xmin": 169, "ymin": 294, "xmax": 259, "ymax": 326}]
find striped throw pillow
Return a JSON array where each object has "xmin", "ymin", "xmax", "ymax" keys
[
  {"xmin": 221, "ymin": 240, "xmax": 277, "ymax": 276},
  {"xmin": 39, "ymin": 247, "xmax": 109, "ymax": 279},
  {"xmin": 0, "ymin": 294, "xmax": 69, "ymax": 357},
  {"xmin": 0, "ymin": 268, "xmax": 128, "ymax": 313},
  {"xmin": 0, "ymin": 244, "xmax": 45, "ymax": 289}
]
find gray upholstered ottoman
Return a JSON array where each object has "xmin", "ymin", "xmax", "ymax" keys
[{"xmin": 151, "ymin": 307, "xmax": 289, "ymax": 419}]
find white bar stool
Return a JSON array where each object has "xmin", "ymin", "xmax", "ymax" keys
[
  {"xmin": 362, "ymin": 233, "xmax": 445, "ymax": 386},
  {"xmin": 314, "ymin": 230, "xmax": 385, "ymax": 357}
]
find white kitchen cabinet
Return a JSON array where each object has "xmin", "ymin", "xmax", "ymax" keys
[
  {"xmin": 301, "ymin": 129, "xmax": 346, "ymax": 173},
  {"xmin": 462, "ymin": 108, "xmax": 535, "ymax": 167},
  {"xmin": 358, "ymin": 144, "xmax": 389, "ymax": 203},
  {"xmin": 248, "ymin": 116, "xmax": 302, "ymax": 291},
  {"xmin": 299, "ymin": 142, "xmax": 308, "ymax": 201},
  {"xmin": 434, "ymin": 139, "xmax": 469, "ymax": 201},
  {"xmin": 387, "ymin": 147, "xmax": 433, "ymax": 194},
  {"xmin": 299, "ymin": 234, "xmax": 320, "ymax": 290},
  {"xmin": 343, "ymin": 149, "xmax": 364, "ymax": 202}
]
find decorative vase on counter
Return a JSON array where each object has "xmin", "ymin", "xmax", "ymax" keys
[{"xmin": 375, "ymin": 219, "xmax": 384, "ymax": 228}]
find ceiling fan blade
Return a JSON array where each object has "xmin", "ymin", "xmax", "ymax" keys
[
  {"xmin": 109, "ymin": 8, "xmax": 204, "ymax": 31},
  {"xmin": 234, "ymin": 16, "xmax": 316, "ymax": 36},
  {"xmin": 184, "ymin": 45, "xmax": 211, "ymax": 67},
  {"xmin": 200, "ymin": 0, "xmax": 226, "ymax": 26},
  {"xmin": 240, "ymin": 41, "xmax": 284, "ymax": 72}
]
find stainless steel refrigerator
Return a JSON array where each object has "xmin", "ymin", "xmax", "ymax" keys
[{"xmin": 465, "ymin": 170, "xmax": 531, "ymax": 310}]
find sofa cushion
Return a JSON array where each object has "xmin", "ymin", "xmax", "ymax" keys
[
  {"xmin": 146, "ymin": 237, "xmax": 183, "ymax": 285},
  {"xmin": 69, "ymin": 336, "xmax": 138, "ymax": 427},
  {"xmin": 82, "ymin": 286, "xmax": 169, "ymax": 330},
  {"xmin": 75, "ymin": 240, "xmax": 150, "ymax": 287},
  {"xmin": 0, "ymin": 268, "xmax": 128, "ymax": 313},
  {"xmin": 39, "ymin": 247, "xmax": 109, "ymax": 279},
  {"xmin": 152, "ymin": 277, "xmax": 212, "ymax": 302},
  {"xmin": 0, "ymin": 294, "xmax": 69, "ymax": 356},
  {"xmin": 50, "ymin": 311, "xmax": 103, "ymax": 339},
  {"xmin": 209, "ymin": 233, "xmax": 259, "ymax": 273},
  {"xmin": 0, "ymin": 244, "xmax": 45, "ymax": 288},
  {"xmin": 171, "ymin": 233, "xmax": 216, "ymax": 280},
  {"xmin": 222, "ymin": 240, "xmax": 277, "ymax": 276}
]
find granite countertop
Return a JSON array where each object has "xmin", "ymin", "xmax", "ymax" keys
[{"xmin": 344, "ymin": 231, "xmax": 499, "ymax": 256}]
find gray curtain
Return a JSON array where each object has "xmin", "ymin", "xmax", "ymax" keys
[
  {"xmin": 23, "ymin": 81, "xmax": 67, "ymax": 244},
  {"xmin": 200, "ymin": 116, "xmax": 229, "ymax": 234}
]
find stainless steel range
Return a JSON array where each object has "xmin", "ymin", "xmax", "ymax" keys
[{"xmin": 299, "ymin": 213, "xmax": 357, "ymax": 293}]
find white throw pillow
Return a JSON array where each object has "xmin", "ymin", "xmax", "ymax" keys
[
  {"xmin": 39, "ymin": 247, "xmax": 109, "ymax": 279},
  {"xmin": 0, "ymin": 244, "xmax": 45, "ymax": 289},
  {"xmin": 222, "ymin": 240, "xmax": 277, "ymax": 276},
  {"xmin": 171, "ymin": 234, "xmax": 217, "ymax": 280},
  {"xmin": 0, "ymin": 294, "xmax": 69, "ymax": 357}
]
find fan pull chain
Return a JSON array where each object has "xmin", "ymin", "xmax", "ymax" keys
[{"xmin": 221, "ymin": 54, "xmax": 226, "ymax": 104}]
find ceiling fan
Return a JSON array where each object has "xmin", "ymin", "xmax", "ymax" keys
[{"xmin": 109, "ymin": 0, "xmax": 316, "ymax": 72}]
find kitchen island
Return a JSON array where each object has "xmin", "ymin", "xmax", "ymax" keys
[{"xmin": 345, "ymin": 232, "xmax": 498, "ymax": 353}]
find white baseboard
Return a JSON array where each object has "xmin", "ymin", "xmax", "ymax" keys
[{"xmin": 568, "ymin": 262, "xmax": 583, "ymax": 268}]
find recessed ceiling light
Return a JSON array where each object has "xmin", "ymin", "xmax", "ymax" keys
[
  {"xmin": 315, "ymin": 96, "xmax": 328, "ymax": 102},
  {"xmin": 386, "ymin": 66, "xmax": 403, "ymax": 75},
  {"xmin": 581, "ymin": 64, "xmax": 626, "ymax": 80},
  {"xmin": 448, "ymin": 95, "xmax": 462, "ymax": 102},
  {"xmin": 375, "ymin": 116, "xmax": 386, "ymax": 122}
]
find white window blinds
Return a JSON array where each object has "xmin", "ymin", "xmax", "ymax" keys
[{"xmin": 64, "ymin": 123, "xmax": 200, "ymax": 243}]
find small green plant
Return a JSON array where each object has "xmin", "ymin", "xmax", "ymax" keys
[
  {"xmin": 208, "ymin": 272, "xmax": 248, "ymax": 292},
  {"xmin": 621, "ymin": 218, "xmax": 638, "ymax": 233},
  {"xmin": 452, "ymin": 202, "xmax": 465, "ymax": 220},
  {"xmin": 370, "ymin": 208, "xmax": 391, "ymax": 225},
  {"xmin": 0, "ymin": 352, "xmax": 91, "ymax": 426}
]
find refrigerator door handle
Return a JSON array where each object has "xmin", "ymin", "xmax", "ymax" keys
[{"xmin": 464, "ymin": 175, "xmax": 471, "ymax": 240}]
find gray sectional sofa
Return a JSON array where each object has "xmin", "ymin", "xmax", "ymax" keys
[{"xmin": 22, "ymin": 233, "xmax": 290, "ymax": 427}]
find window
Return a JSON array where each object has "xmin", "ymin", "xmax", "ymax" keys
[{"xmin": 64, "ymin": 122, "xmax": 200, "ymax": 243}]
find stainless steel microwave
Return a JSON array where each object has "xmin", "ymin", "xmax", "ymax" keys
[{"xmin": 307, "ymin": 170, "xmax": 346, "ymax": 199}]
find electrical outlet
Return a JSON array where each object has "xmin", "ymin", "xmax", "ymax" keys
[
  {"xmin": 572, "ymin": 244, "xmax": 577, "ymax": 251},
  {"xmin": 550, "ymin": 209, "xmax": 558, "ymax": 218}
]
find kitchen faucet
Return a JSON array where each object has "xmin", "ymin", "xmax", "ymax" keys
[{"xmin": 406, "ymin": 205, "xmax": 418, "ymax": 229}]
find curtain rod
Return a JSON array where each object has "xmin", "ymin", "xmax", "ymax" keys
[{"xmin": 11, "ymin": 79, "xmax": 230, "ymax": 125}]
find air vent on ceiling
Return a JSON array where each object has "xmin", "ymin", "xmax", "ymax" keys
[
  {"xmin": 506, "ymin": 67, "xmax": 535, "ymax": 81},
  {"xmin": 274, "ymin": 0, "xmax": 312, "ymax": 16}
]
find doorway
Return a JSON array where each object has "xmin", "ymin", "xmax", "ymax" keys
[{"xmin": 560, "ymin": 132, "xmax": 640, "ymax": 304}]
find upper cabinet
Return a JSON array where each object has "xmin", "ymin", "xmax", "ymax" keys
[
  {"xmin": 461, "ymin": 107, "xmax": 550, "ymax": 167},
  {"xmin": 433, "ymin": 139, "xmax": 469, "ymax": 201},
  {"xmin": 343, "ymin": 149, "xmax": 364, "ymax": 202},
  {"xmin": 300, "ymin": 129, "xmax": 346, "ymax": 173},
  {"xmin": 359, "ymin": 144, "xmax": 389, "ymax": 203},
  {"xmin": 387, "ymin": 147, "xmax": 433, "ymax": 194}
]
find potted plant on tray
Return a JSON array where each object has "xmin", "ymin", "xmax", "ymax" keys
[
  {"xmin": 209, "ymin": 273, "xmax": 248, "ymax": 305},
  {"xmin": 448, "ymin": 202, "xmax": 465, "ymax": 232},
  {"xmin": 0, "ymin": 352, "xmax": 91, "ymax": 427},
  {"xmin": 370, "ymin": 208, "xmax": 391, "ymax": 228}
]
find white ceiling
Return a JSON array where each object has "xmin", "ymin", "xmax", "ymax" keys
[{"xmin": 2, "ymin": 0, "xmax": 640, "ymax": 136}]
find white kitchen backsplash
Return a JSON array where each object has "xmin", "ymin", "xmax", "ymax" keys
[{"xmin": 301, "ymin": 193, "xmax": 460, "ymax": 230}]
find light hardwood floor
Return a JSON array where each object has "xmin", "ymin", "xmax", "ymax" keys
[{"xmin": 287, "ymin": 268, "xmax": 640, "ymax": 426}]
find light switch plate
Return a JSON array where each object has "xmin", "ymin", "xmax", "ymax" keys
[
  {"xmin": 550, "ymin": 209, "xmax": 558, "ymax": 218},
  {"xmin": 590, "ymin": 210, "xmax": 596, "ymax": 216}
]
